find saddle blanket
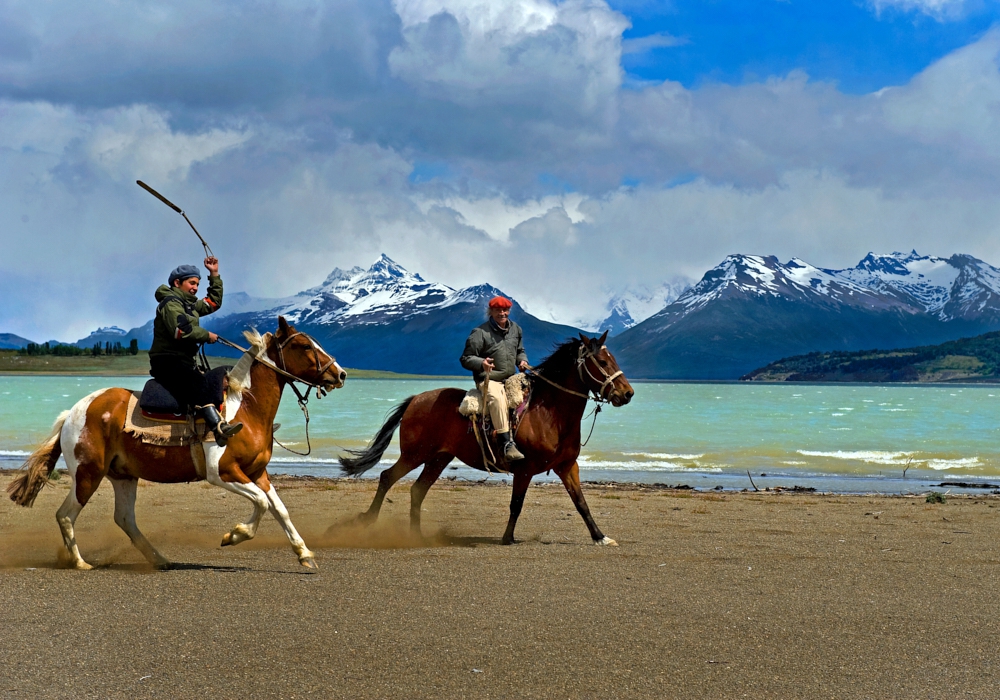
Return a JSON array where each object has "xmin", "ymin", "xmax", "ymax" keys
[
  {"xmin": 459, "ymin": 374, "xmax": 530, "ymax": 417},
  {"xmin": 124, "ymin": 391, "xmax": 216, "ymax": 446}
]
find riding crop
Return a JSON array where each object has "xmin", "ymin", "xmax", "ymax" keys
[{"xmin": 136, "ymin": 180, "xmax": 215, "ymax": 258}]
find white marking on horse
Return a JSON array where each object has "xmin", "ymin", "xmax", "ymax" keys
[
  {"xmin": 101, "ymin": 411, "xmax": 111, "ymax": 423},
  {"xmin": 57, "ymin": 389, "xmax": 108, "ymax": 570}
]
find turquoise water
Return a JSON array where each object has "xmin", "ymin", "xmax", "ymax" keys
[{"xmin": 2, "ymin": 376, "xmax": 999, "ymax": 493}]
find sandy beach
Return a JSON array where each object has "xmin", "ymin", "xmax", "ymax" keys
[{"xmin": 1, "ymin": 473, "xmax": 998, "ymax": 699}]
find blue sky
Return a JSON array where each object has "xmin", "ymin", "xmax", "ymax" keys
[
  {"xmin": 617, "ymin": 0, "xmax": 997, "ymax": 92},
  {"xmin": 2, "ymin": 0, "xmax": 1000, "ymax": 338}
]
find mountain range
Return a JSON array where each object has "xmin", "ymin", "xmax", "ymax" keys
[
  {"xmin": 610, "ymin": 251, "xmax": 1000, "ymax": 378},
  {"xmin": 8, "ymin": 250, "xmax": 1000, "ymax": 380}
]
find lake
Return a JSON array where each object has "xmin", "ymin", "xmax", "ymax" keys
[{"xmin": 1, "ymin": 376, "xmax": 998, "ymax": 493}]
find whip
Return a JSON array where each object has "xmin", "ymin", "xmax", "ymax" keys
[{"xmin": 136, "ymin": 180, "xmax": 215, "ymax": 258}]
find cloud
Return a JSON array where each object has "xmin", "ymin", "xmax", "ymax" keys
[
  {"xmin": 3, "ymin": 2, "xmax": 1000, "ymax": 339},
  {"xmin": 621, "ymin": 32, "xmax": 686, "ymax": 54},
  {"xmin": 867, "ymin": 0, "xmax": 967, "ymax": 20}
]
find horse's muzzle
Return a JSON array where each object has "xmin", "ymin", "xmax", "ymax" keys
[
  {"xmin": 610, "ymin": 388, "xmax": 634, "ymax": 407},
  {"xmin": 323, "ymin": 370, "xmax": 347, "ymax": 391}
]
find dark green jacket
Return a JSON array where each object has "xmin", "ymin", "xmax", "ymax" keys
[
  {"xmin": 460, "ymin": 319, "xmax": 527, "ymax": 383},
  {"xmin": 149, "ymin": 276, "xmax": 223, "ymax": 365}
]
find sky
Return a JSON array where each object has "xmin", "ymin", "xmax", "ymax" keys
[{"xmin": 3, "ymin": 0, "xmax": 1000, "ymax": 340}]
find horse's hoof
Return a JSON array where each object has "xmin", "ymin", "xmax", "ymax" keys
[
  {"xmin": 595, "ymin": 536, "xmax": 618, "ymax": 546},
  {"xmin": 300, "ymin": 557, "xmax": 318, "ymax": 570},
  {"xmin": 355, "ymin": 512, "xmax": 376, "ymax": 527},
  {"xmin": 74, "ymin": 561, "xmax": 94, "ymax": 571},
  {"xmin": 500, "ymin": 537, "xmax": 516, "ymax": 546},
  {"xmin": 155, "ymin": 561, "xmax": 173, "ymax": 571},
  {"xmin": 221, "ymin": 533, "xmax": 234, "ymax": 547}
]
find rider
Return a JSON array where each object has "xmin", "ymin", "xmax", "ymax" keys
[
  {"xmin": 149, "ymin": 257, "xmax": 243, "ymax": 446},
  {"xmin": 460, "ymin": 295, "xmax": 529, "ymax": 461}
]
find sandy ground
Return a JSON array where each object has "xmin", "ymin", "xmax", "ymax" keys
[{"xmin": 1, "ymin": 473, "xmax": 999, "ymax": 699}]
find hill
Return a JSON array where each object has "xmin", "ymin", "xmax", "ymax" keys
[{"xmin": 741, "ymin": 331, "xmax": 1000, "ymax": 382}]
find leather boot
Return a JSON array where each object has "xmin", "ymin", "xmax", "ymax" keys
[
  {"xmin": 498, "ymin": 431, "xmax": 524, "ymax": 461},
  {"xmin": 198, "ymin": 405, "xmax": 243, "ymax": 447}
]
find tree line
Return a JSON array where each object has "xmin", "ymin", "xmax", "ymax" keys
[{"xmin": 21, "ymin": 340, "xmax": 140, "ymax": 357}]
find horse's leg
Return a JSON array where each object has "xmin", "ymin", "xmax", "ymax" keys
[
  {"xmin": 555, "ymin": 461, "xmax": 617, "ymax": 546},
  {"xmin": 108, "ymin": 477, "xmax": 171, "ymax": 569},
  {"xmin": 409, "ymin": 454, "xmax": 452, "ymax": 536},
  {"xmin": 56, "ymin": 406, "xmax": 108, "ymax": 570},
  {"xmin": 359, "ymin": 455, "xmax": 421, "ymax": 525},
  {"xmin": 500, "ymin": 471, "xmax": 533, "ymax": 545},
  {"xmin": 55, "ymin": 489, "xmax": 91, "ymax": 570},
  {"xmin": 254, "ymin": 471, "xmax": 317, "ymax": 569},
  {"xmin": 202, "ymin": 444, "xmax": 270, "ymax": 547}
]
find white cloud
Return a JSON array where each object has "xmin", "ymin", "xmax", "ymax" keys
[
  {"xmin": 868, "ymin": 0, "xmax": 967, "ymax": 20},
  {"xmin": 622, "ymin": 32, "xmax": 686, "ymax": 54},
  {"xmin": 4, "ymin": 2, "xmax": 1000, "ymax": 339}
]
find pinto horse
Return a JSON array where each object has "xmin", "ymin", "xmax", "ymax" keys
[
  {"xmin": 340, "ymin": 332, "xmax": 634, "ymax": 545},
  {"xmin": 7, "ymin": 317, "xmax": 345, "ymax": 570}
]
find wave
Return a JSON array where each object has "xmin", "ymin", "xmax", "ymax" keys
[
  {"xmin": 797, "ymin": 450, "xmax": 911, "ymax": 465},
  {"xmin": 579, "ymin": 461, "xmax": 722, "ymax": 473},
  {"xmin": 0, "ymin": 450, "xmax": 30, "ymax": 457},
  {"xmin": 925, "ymin": 457, "xmax": 981, "ymax": 471},
  {"xmin": 621, "ymin": 452, "xmax": 704, "ymax": 460}
]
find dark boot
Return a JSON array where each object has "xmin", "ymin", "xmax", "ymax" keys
[
  {"xmin": 198, "ymin": 405, "xmax": 243, "ymax": 447},
  {"xmin": 498, "ymin": 431, "xmax": 524, "ymax": 461}
]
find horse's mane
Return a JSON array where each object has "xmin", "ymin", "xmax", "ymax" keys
[
  {"xmin": 532, "ymin": 338, "xmax": 582, "ymax": 383},
  {"xmin": 243, "ymin": 328, "xmax": 270, "ymax": 354},
  {"xmin": 225, "ymin": 329, "xmax": 272, "ymax": 397}
]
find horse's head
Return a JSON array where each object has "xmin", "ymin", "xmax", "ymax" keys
[
  {"xmin": 577, "ymin": 331, "xmax": 634, "ymax": 407},
  {"xmin": 270, "ymin": 316, "xmax": 347, "ymax": 393}
]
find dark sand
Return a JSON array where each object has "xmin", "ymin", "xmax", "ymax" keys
[{"xmin": 1, "ymin": 473, "xmax": 999, "ymax": 699}]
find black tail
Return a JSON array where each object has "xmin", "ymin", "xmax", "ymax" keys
[{"xmin": 339, "ymin": 397, "xmax": 414, "ymax": 477}]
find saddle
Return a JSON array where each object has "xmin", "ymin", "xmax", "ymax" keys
[
  {"xmin": 125, "ymin": 366, "xmax": 233, "ymax": 447},
  {"xmin": 459, "ymin": 374, "xmax": 531, "ymax": 472},
  {"xmin": 138, "ymin": 366, "xmax": 230, "ymax": 421}
]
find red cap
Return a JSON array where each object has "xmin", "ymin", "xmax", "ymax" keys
[{"xmin": 488, "ymin": 296, "xmax": 513, "ymax": 310}]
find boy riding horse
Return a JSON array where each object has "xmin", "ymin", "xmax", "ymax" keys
[{"xmin": 149, "ymin": 257, "xmax": 243, "ymax": 445}]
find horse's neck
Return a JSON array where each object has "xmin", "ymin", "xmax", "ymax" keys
[
  {"xmin": 242, "ymin": 359, "xmax": 284, "ymax": 427},
  {"xmin": 534, "ymin": 367, "xmax": 589, "ymax": 423}
]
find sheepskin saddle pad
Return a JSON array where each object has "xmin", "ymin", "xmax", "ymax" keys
[{"xmin": 459, "ymin": 373, "xmax": 530, "ymax": 418}]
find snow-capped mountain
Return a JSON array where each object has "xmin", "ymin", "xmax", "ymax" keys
[
  {"xmin": 203, "ymin": 255, "xmax": 584, "ymax": 375},
  {"xmin": 612, "ymin": 251, "xmax": 1000, "ymax": 379},
  {"xmin": 838, "ymin": 251, "xmax": 1000, "ymax": 322}
]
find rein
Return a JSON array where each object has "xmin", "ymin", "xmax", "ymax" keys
[{"xmin": 216, "ymin": 333, "xmax": 332, "ymax": 457}]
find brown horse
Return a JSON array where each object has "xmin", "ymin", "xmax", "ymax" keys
[
  {"xmin": 339, "ymin": 332, "xmax": 634, "ymax": 545},
  {"xmin": 7, "ymin": 317, "xmax": 345, "ymax": 570}
]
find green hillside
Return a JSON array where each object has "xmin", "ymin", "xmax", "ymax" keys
[
  {"xmin": 741, "ymin": 331, "xmax": 1000, "ymax": 383},
  {"xmin": 0, "ymin": 350, "xmax": 454, "ymax": 379}
]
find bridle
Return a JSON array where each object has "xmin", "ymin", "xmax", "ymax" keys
[
  {"xmin": 218, "ymin": 332, "xmax": 336, "ymax": 399},
  {"xmin": 576, "ymin": 344, "xmax": 624, "ymax": 402},
  {"xmin": 524, "ymin": 340, "xmax": 626, "ymax": 447},
  {"xmin": 216, "ymin": 331, "xmax": 341, "ymax": 457},
  {"xmin": 272, "ymin": 331, "xmax": 337, "ymax": 399}
]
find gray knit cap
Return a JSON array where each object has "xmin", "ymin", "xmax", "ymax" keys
[{"xmin": 168, "ymin": 264, "xmax": 201, "ymax": 286}]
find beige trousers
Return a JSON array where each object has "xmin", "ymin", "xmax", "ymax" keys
[{"xmin": 484, "ymin": 380, "xmax": 509, "ymax": 433}]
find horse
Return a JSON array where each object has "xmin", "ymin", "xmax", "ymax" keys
[
  {"xmin": 339, "ymin": 331, "xmax": 634, "ymax": 545},
  {"xmin": 7, "ymin": 317, "xmax": 346, "ymax": 570}
]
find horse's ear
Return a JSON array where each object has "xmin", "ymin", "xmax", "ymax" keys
[
  {"xmin": 597, "ymin": 330, "xmax": 609, "ymax": 347},
  {"xmin": 578, "ymin": 332, "xmax": 589, "ymax": 344},
  {"xmin": 277, "ymin": 316, "xmax": 291, "ymax": 337}
]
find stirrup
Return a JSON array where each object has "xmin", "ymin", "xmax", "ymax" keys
[{"xmin": 214, "ymin": 420, "xmax": 243, "ymax": 447}]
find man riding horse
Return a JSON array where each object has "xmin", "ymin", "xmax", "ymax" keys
[
  {"xmin": 149, "ymin": 256, "xmax": 243, "ymax": 445},
  {"xmin": 460, "ymin": 295, "xmax": 529, "ymax": 461}
]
